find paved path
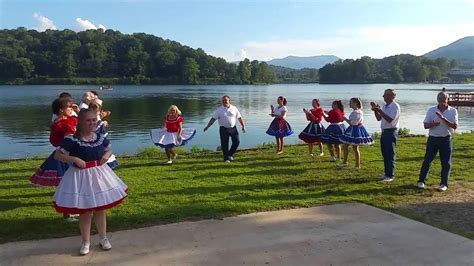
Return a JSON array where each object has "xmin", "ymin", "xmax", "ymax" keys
[{"xmin": 0, "ymin": 203, "xmax": 473, "ymax": 265}]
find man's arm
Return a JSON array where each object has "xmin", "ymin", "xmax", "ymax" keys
[
  {"xmin": 238, "ymin": 117, "xmax": 246, "ymax": 133},
  {"xmin": 436, "ymin": 111, "xmax": 458, "ymax": 130},
  {"xmin": 203, "ymin": 118, "xmax": 216, "ymax": 132}
]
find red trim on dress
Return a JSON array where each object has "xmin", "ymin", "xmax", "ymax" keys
[
  {"xmin": 30, "ymin": 170, "xmax": 61, "ymax": 186},
  {"xmin": 53, "ymin": 193, "xmax": 128, "ymax": 214}
]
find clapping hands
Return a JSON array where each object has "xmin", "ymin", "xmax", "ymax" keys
[{"xmin": 370, "ymin": 101, "xmax": 381, "ymax": 111}]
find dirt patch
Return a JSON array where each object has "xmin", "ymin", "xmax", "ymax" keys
[{"xmin": 397, "ymin": 182, "xmax": 474, "ymax": 238}]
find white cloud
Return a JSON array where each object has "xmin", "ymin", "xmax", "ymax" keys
[
  {"xmin": 75, "ymin": 18, "xmax": 106, "ymax": 31},
  {"xmin": 216, "ymin": 22, "xmax": 474, "ymax": 62},
  {"xmin": 234, "ymin": 49, "xmax": 248, "ymax": 60},
  {"xmin": 32, "ymin": 13, "xmax": 57, "ymax": 31}
]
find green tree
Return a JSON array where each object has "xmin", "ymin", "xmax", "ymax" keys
[
  {"xmin": 181, "ymin": 57, "xmax": 199, "ymax": 84},
  {"xmin": 237, "ymin": 58, "xmax": 251, "ymax": 84}
]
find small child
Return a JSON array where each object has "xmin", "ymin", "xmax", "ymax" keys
[
  {"xmin": 53, "ymin": 108, "xmax": 128, "ymax": 255},
  {"xmin": 150, "ymin": 105, "xmax": 196, "ymax": 164},
  {"xmin": 338, "ymin": 98, "xmax": 374, "ymax": 168},
  {"xmin": 321, "ymin": 100, "xmax": 346, "ymax": 162},
  {"xmin": 299, "ymin": 98, "xmax": 325, "ymax": 157},
  {"xmin": 266, "ymin": 96, "xmax": 293, "ymax": 154}
]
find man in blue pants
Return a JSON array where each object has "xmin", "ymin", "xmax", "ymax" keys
[
  {"xmin": 204, "ymin": 95, "xmax": 246, "ymax": 162},
  {"xmin": 417, "ymin": 92, "xmax": 458, "ymax": 192},
  {"xmin": 371, "ymin": 89, "xmax": 401, "ymax": 182}
]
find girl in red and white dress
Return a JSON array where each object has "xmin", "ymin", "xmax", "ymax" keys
[
  {"xmin": 299, "ymin": 98, "xmax": 325, "ymax": 157},
  {"xmin": 150, "ymin": 105, "xmax": 196, "ymax": 164},
  {"xmin": 31, "ymin": 97, "xmax": 78, "ymax": 187},
  {"xmin": 321, "ymin": 100, "xmax": 346, "ymax": 162},
  {"xmin": 53, "ymin": 108, "xmax": 128, "ymax": 255}
]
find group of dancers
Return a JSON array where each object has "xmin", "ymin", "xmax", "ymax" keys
[
  {"xmin": 30, "ymin": 91, "xmax": 127, "ymax": 255},
  {"xmin": 27, "ymin": 89, "xmax": 456, "ymax": 255}
]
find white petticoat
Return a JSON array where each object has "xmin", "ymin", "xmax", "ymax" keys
[
  {"xmin": 150, "ymin": 128, "xmax": 196, "ymax": 148},
  {"xmin": 53, "ymin": 164, "xmax": 127, "ymax": 213}
]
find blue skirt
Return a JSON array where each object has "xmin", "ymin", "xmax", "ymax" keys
[
  {"xmin": 266, "ymin": 118, "xmax": 293, "ymax": 137},
  {"xmin": 299, "ymin": 122, "xmax": 325, "ymax": 143},
  {"xmin": 30, "ymin": 151, "xmax": 69, "ymax": 187},
  {"xmin": 321, "ymin": 124, "xmax": 346, "ymax": 144},
  {"xmin": 339, "ymin": 125, "xmax": 374, "ymax": 145}
]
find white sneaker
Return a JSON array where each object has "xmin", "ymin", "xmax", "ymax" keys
[
  {"xmin": 224, "ymin": 160, "xmax": 231, "ymax": 163},
  {"xmin": 382, "ymin": 176, "xmax": 394, "ymax": 182},
  {"xmin": 166, "ymin": 160, "xmax": 172, "ymax": 164},
  {"xmin": 79, "ymin": 242, "xmax": 90, "ymax": 255},
  {"xmin": 228, "ymin": 156, "xmax": 234, "ymax": 161},
  {"xmin": 319, "ymin": 152, "xmax": 324, "ymax": 157},
  {"xmin": 308, "ymin": 153, "xmax": 314, "ymax": 158},
  {"xmin": 438, "ymin": 185, "xmax": 448, "ymax": 192},
  {"xmin": 337, "ymin": 163, "xmax": 348, "ymax": 168},
  {"xmin": 417, "ymin": 182, "xmax": 425, "ymax": 189},
  {"xmin": 99, "ymin": 238, "xmax": 112, "ymax": 250},
  {"xmin": 329, "ymin": 156, "xmax": 336, "ymax": 162}
]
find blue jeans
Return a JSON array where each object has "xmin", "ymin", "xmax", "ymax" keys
[
  {"xmin": 219, "ymin": 126, "xmax": 240, "ymax": 161},
  {"xmin": 381, "ymin": 129, "xmax": 398, "ymax": 178},
  {"xmin": 418, "ymin": 136, "xmax": 452, "ymax": 186}
]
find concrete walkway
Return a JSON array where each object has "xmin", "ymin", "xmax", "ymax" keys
[{"xmin": 0, "ymin": 203, "xmax": 472, "ymax": 265}]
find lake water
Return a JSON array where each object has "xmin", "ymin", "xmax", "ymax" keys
[{"xmin": 0, "ymin": 84, "xmax": 473, "ymax": 159}]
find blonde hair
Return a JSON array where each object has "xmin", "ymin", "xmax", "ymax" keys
[
  {"xmin": 88, "ymin": 102, "xmax": 102, "ymax": 112},
  {"xmin": 82, "ymin": 92, "xmax": 95, "ymax": 103},
  {"xmin": 167, "ymin": 105, "xmax": 182, "ymax": 116}
]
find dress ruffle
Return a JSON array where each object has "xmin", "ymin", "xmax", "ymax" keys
[
  {"xmin": 30, "ymin": 151, "xmax": 69, "ymax": 187},
  {"xmin": 53, "ymin": 164, "xmax": 127, "ymax": 214},
  {"xmin": 266, "ymin": 118, "xmax": 294, "ymax": 137},
  {"xmin": 321, "ymin": 124, "xmax": 346, "ymax": 144},
  {"xmin": 299, "ymin": 122, "xmax": 325, "ymax": 143},
  {"xmin": 150, "ymin": 128, "xmax": 196, "ymax": 148},
  {"xmin": 339, "ymin": 125, "xmax": 374, "ymax": 145}
]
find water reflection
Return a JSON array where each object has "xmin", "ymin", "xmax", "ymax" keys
[{"xmin": 0, "ymin": 84, "xmax": 472, "ymax": 159}]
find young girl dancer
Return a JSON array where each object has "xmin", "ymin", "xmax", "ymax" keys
[
  {"xmin": 266, "ymin": 96, "xmax": 293, "ymax": 154},
  {"xmin": 321, "ymin": 100, "xmax": 346, "ymax": 162},
  {"xmin": 299, "ymin": 98, "xmax": 325, "ymax": 157},
  {"xmin": 338, "ymin": 98, "xmax": 374, "ymax": 168},
  {"xmin": 53, "ymin": 109, "xmax": 128, "ymax": 255},
  {"xmin": 150, "ymin": 105, "xmax": 196, "ymax": 164},
  {"xmin": 31, "ymin": 97, "xmax": 77, "ymax": 187}
]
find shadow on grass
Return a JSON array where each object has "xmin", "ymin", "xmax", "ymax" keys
[
  {"xmin": 142, "ymin": 176, "xmax": 382, "ymax": 197},
  {"xmin": 0, "ymin": 191, "xmax": 53, "ymax": 200},
  {"xmin": 0, "ymin": 184, "xmax": 36, "ymax": 190},
  {"xmin": 0, "ymin": 174, "xmax": 30, "ymax": 182}
]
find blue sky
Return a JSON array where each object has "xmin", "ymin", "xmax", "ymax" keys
[{"xmin": 1, "ymin": 0, "xmax": 473, "ymax": 61}]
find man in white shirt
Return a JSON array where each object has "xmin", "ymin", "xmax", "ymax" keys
[
  {"xmin": 371, "ymin": 89, "xmax": 401, "ymax": 182},
  {"xmin": 204, "ymin": 95, "xmax": 246, "ymax": 162},
  {"xmin": 417, "ymin": 92, "xmax": 458, "ymax": 192}
]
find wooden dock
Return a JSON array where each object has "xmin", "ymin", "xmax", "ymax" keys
[{"xmin": 447, "ymin": 92, "xmax": 474, "ymax": 107}]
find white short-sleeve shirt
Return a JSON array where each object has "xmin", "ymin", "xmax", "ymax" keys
[
  {"xmin": 423, "ymin": 105, "xmax": 458, "ymax": 137},
  {"xmin": 212, "ymin": 105, "xmax": 242, "ymax": 128},
  {"xmin": 79, "ymin": 102, "xmax": 89, "ymax": 110},
  {"xmin": 381, "ymin": 101, "xmax": 400, "ymax": 129},
  {"xmin": 273, "ymin": 106, "xmax": 288, "ymax": 119},
  {"xmin": 349, "ymin": 109, "xmax": 363, "ymax": 126}
]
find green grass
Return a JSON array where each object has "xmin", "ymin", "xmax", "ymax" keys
[{"xmin": 0, "ymin": 133, "xmax": 473, "ymax": 243}]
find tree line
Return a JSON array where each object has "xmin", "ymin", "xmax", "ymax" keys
[
  {"xmin": 0, "ymin": 28, "xmax": 278, "ymax": 85},
  {"xmin": 318, "ymin": 54, "xmax": 457, "ymax": 83}
]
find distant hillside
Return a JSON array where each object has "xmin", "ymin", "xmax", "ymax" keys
[
  {"xmin": 424, "ymin": 36, "xmax": 474, "ymax": 66},
  {"xmin": 267, "ymin": 55, "xmax": 340, "ymax": 69}
]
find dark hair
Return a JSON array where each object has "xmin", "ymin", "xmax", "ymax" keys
[
  {"xmin": 332, "ymin": 100, "xmax": 344, "ymax": 113},
  {"xmin": 74, "ymin": 109, "xmax": 97, "ymax": 138},
  {"xmin": 278, "ymin": 96, "xmax": 287, "ymax": 106},
  {"xmin": 90, "ymin": 90, "xmax": 99, "ymax": 97},
  {"xmin": 350, "ymin": 97, "xmax": 362, "ymax": 109},
  {"xmin": 59, "ymin": 92, "xmax": 72, "ymax": 98},
  {"xmin": 52, "ymin": 97, "xmax": 73, "ymax": 115},
  {"xmin": 312, "ymin": 98, "xmax": 320, "ymax": 107}
]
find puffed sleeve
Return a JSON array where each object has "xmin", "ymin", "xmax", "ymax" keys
[
  {"xmin": 102, "ymin": 135, "xmax": 112, "ymax": 151},
  {"xmin": 58, "ymin": 136, "xmax": 75, "ymax": 154},
  {"xmin": 178, "ymin": 116, "xmax": 184, "ymax": 123}
]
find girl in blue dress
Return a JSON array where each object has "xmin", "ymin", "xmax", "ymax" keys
[
  {"xmin": 338, "ymin": 98, "xmax": 374, "ymax": 168},
  {"xmin": 266, "ymin": 96, "xmax": 293, "ymax": 154},
  {"xmin": 53, "ymin": 109, "xmax": 128, "ymax": 255}
]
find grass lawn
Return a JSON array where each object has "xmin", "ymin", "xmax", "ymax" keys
[{"xmin": 0, "ymin": 133, "xmax": 472, "ymax": 243}]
